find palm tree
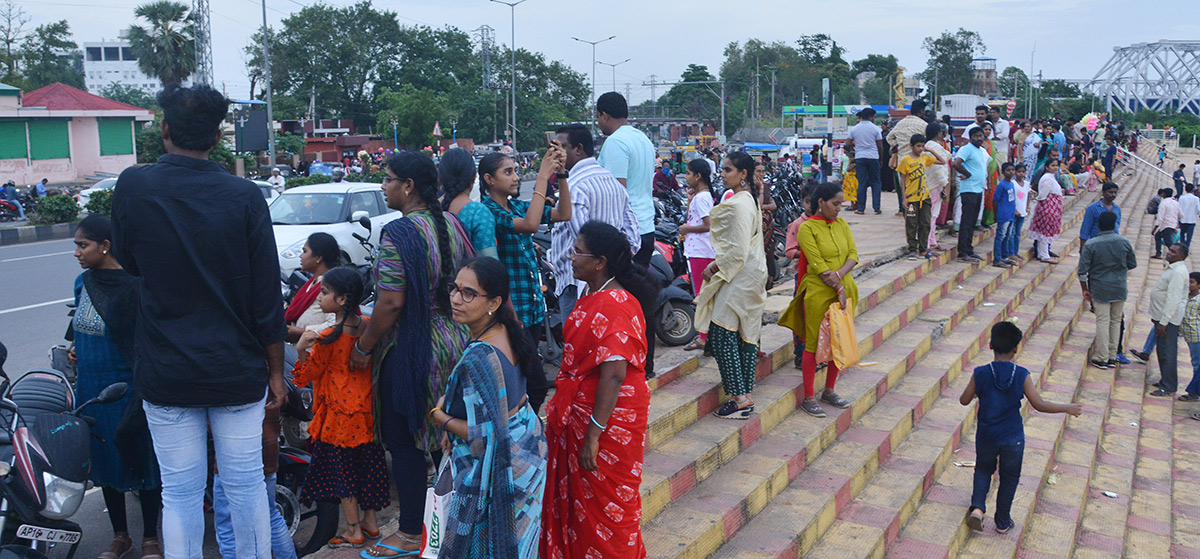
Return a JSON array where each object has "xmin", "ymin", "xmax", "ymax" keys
[{"xmin": 126, "ymin": 0, "xmax": 195, "ymax": 86}]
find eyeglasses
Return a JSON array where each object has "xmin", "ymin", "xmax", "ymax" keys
[
  {"xmin": 382, "ymin": 176, "xmax": 401, "ymax": 185},
  {"xmin": 570, "ymin": 247, "xmax": 595, "ymax": 259},
  {"xmin": 449, "ymin": 284, "xmax": 484, "ymax": 303}
]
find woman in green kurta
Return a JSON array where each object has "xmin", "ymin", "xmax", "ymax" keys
[
  {"xmin": 695, "ymin": 151, "xmax": 768, "ymax": 420},
  {"xmin": 796, "ymin": 183, "xmax": 860, "ymax": 418}
]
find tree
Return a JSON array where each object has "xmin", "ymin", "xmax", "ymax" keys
[
  {"xmin": 1040, "ymin": 79, "xmax": 1081, "ymax": 99},
  {"xmin": 998, "ymin": 66, "xmax": 1029, "ymax": 101},
  {"xmin": 796, "ymin": 34, "xmax": 846, "ymax": 66},
  {"xmin": 851, "ymin": 54, "xmax": 898, "ymax": 79},
  {"xmin": 0, "ymin": 0, "xmax": 28, "ymax": 84},
  {"xmin": 101, "ymin": 83, "xmax": 157, "ymax": 109},
  {"xmin": 860, "ymin": 77, "xmax": 891, "ymax": 105},
  {"xmin": 20, "ymin": 21, "xmax": 84, "ymax": 90},
  {"xmin": 919, "ymin": 28, "xmax": 985, "ymax": 97},
  {"xmin": 376, "ymin": 85, "xmax": 446, "ymax": 149},
  {"xmin": 126, "ymin": 0, "xmax": 196, "ymax": 86},
  {"xmin": 658, "ymin": 64, "xmax": 722, "ymax": 123},
  {"xmin": 275, "ymin": 131, "xmax": 305, "ymax": 155}
]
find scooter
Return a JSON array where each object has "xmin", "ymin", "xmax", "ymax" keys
[
  {"xmin": 0, "ymin": 367, "xmax": 127, "ymax": 559},
  {"xmin": 651, "ymin": 223, "xmax": 697, "ymax": 346}
]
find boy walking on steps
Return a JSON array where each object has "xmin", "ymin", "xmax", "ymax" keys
[{"xmin": 959, "ymin": 322, "xmax": 1082, "ymax": 533}]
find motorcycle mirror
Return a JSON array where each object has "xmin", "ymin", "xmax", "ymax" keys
[
  {"xmin": 357, "ymin": 215, "xmax": 372, "ymax": 232},
  {"xmin": 95, "ymin": 382, "xmax": 128, "ymax": 404}
]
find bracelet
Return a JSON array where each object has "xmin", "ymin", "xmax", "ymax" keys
[
  {"xmin": 589, "ymin": 414, "xmax": 607, "ymax": 430},
  {"xmin": 353, "ymin": 340, "xmax": 373, "ymax": 356},
  {"xmin": 532, "ymin": 190, "xmax": 546, "ymax": 201},
  {"xmin": 442, "ymin": 416, "xmax": 453, "ymax": 431},
  {"xmin": 428, "ymin": 406, "xmax": 442, "ymax": 421}
]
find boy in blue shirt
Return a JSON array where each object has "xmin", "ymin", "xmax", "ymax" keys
[
  {"xmin": 992, "ymin": 163, "xmax": 1017, "ymax": 267},
  {"xmin": 960, "ymin": 322, "xmax": 1082, "ymax": 533}
]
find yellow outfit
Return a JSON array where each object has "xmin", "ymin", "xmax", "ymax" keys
[
  {"xmin": 796, "ymin": 217, "xmax": 860, "ymax": 346},
  {"xmin": 695, "ymin": 190, "xmax": 768, "ymax": 343},
  {"xmin": 897, "ymin": 153, "xmax": 936, "ymax": 204},
  {"xmin": 842, "ymin": 165, "xmax": 858, "ymax": 205}
]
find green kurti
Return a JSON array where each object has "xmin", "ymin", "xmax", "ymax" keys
[{"xmin": 796, "ymin": 217, "xmax": 860, "ymax": 347}]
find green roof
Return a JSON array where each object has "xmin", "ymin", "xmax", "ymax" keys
[{"xmin": 0, "ymin": 83, "xmax": 19, "ymax": 96}]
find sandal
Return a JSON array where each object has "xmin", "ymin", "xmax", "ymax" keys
[
  {"xmin": 800, "ymin": 399, "xmax": 826, "ymax": 418},
  {"xmin": 140, "ymin": 538, "xmax": 163, "ymax": 559},
  {"xmin": 362, "ymin": 533, "xmax": 421, "ymax": 558},
  {"xmin": 99, "ymin": 534, "xmax": 133, "ymax": 559},
  {"xmin": 364, "ymin": 528, "xmax": 381, "ymax": 540},
  {"xmin": 1191, "ymin": 413, "xmax": 1200, "ymax": 421},
  {"xmin": 1150, "ymin": 389, "xmax": 1175, "ymax": 397},
  {"xmin": 820, "ymin": 391, "xmax": 851, "ymax": 409},
  {"xmin": 683, "ymin": 337, "xmax": 705, "ymax": 351},
  {"xmin": 330, "ymin": 534, "xmax": 366, "ymax": 548},
  {"xmin": 967, "ymin": 508, "xmax": 984, "ymax": 532},
  {"xmin": 1179, "ymin": 393, "xmax": 1200, "ymax": 402}
]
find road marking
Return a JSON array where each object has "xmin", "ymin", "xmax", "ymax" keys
[
  {"xmin": 1, "ymin": 250, "xmax": 73, "ymax": 263},
  {"xmin": 0, "ymin": 238, "xmax": 73, "ymax": 250},
  {"xmin": 0, "ymin": 298, "xmax": 73, "ymax": 315}
]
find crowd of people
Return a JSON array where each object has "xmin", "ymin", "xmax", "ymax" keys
[{"xmin": 40, "ymin": 78, "xmax": 1200, "ymax": 559}]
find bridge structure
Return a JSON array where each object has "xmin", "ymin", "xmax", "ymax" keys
[{"xmin": 1083, "ymin": 40, "xmax": 1200, "ymax": 114}]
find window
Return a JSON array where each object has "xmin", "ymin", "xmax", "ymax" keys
[
  {"xmin": 121, "ymin": 47, "xmax": 135, "ymax": 61},
  {"xmin": 348, "ymin": 192, "xmax": 382, "ymax": 217},
  {"xmin": 98, "ymin": 118, "xmax": 134, "ymax": 156},
  {"xmin": 0, "ymin": 121, "xmax": 27, "ymax": 159},
  {"xmin": 27, "ymin": 119, "xmax": 70, "ymax": 160},
  {"xmin": 86, "ymin": 47, "xmax": 101, "ymax": 61},
  {"xmin": 103, "ymin": 47, "xmax": 119, "ymax": 61}
]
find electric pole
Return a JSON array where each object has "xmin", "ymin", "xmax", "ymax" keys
[{"xmin": 260, "ymin": 0, "xmax": 275, "ymax": 171}]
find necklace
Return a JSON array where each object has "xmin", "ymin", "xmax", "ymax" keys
[
  {"xmin": 583, "ymin": 276, "xmax": 616, "ymax": 296},
  {"xmin": 470, "ymin": 324, "xmax": 502, "ymax": 344}
]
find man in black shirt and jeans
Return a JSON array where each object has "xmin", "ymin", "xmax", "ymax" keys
[{"xmin": 112, "ymin": 84, "xmax": 286, "ymax": 559}]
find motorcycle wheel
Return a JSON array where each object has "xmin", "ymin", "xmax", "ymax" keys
[{"xmin": 655, "ymin": 303, "xmax": 696, "ymax": 346}]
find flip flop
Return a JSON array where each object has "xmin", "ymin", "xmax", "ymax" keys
[
  {"xmin": 330, "ymin": 534, "xmax": 366, "ymax": 548},
  {"xmin": 683, "ymin": 338, "xmax": 704, "ymax": 351},
  {"xmin": 364, "ymin": 528, "xmax": 381, "ymax": 540},
  {"xmin": 361, "ymin": 544, "xmax": 418, "ymax": 559}
]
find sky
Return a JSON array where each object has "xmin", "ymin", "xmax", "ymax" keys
[{"xmin": 15, "ymin": 0, "xmax": 1200, "ymax": 106}]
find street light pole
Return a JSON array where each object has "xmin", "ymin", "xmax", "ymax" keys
[
  {"xmin": 572, "ymin": 35, "xmax": 615, "ymax": 132},
  {"xmin": 597, "ymin": 59, "xmax": 631, "ymax": 92},
  {"xmin": 390, "ymin": 117, "xmax": 398, "ymax": 149},
  {"xmin": 260, "ymin": 0, "xmax": 276, "ymax": 173},
  {"xmin": 491, "ymin": 0, "xmax": 526, "ymax": 149}
]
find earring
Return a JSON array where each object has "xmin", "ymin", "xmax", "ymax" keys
[
  {"xmin": 488, "ymin": 310, "xmax": 493, "ymax": 316},
  {"xmin": 102, "ymin": 250, "xmax": 108, "ymax": 254}
]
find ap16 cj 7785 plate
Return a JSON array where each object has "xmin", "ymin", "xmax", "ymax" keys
[{"xmin": 16, "ymin": 524, "xmax": 81, "ymax": 544}]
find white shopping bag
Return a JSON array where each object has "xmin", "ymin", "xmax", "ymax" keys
[{"xmin": 420, "ymin": 458, "xmax": 455, "ymax": 558}]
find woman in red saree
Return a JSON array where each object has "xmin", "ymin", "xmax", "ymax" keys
[{"xmin": 541, "ymin": 221, "xmax": 659, "ymax": 559}]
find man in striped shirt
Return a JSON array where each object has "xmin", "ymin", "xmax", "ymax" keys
[{"xmin": 550, "ymin": 123, "xmax": 642, "ymax": 320}]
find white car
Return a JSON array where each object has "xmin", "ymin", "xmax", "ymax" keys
[
  {"xmin": 253, "ymin": 180, "xmax": 281, "ymax": 204},
  {"xmin": 269, "ymin": 182, "xmax": 398, "ymax": 274},
  {"xmin": 76, "ymin": 178, "xmax": 117, "ymax": 212}
]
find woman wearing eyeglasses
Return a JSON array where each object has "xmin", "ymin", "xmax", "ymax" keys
[
  {"xmin": 427, "ymin": 257, "xmax": 548, "ymax": 558},
  {"xmin": 351, "ymin": 153, "xmax": 476, "ymax": 558},
  {"xmin": 541, "ymin": 221, "xmax": 659, "ymax": 559}
]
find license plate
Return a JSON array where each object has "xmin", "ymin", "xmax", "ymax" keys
[{"xmin": 16, "ymin": 524, "xmax": 81, "ymax": 544}]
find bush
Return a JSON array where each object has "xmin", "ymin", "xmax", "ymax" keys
[
  {"xmin": 85, "ymin": 189, "xmax": 113, "ymax": 215},
  {"xmin": 32, "ymin": 194, "xmax": 80, "ymax": 224}
]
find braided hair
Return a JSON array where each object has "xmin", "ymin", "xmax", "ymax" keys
[
  {"xmin": 461, "ymin": 257, "xmax": 536, "ymax": 373},
  {"xmin": 578, "ymin": 221, "xmax": 660, "ymax": 324},
  {"xmin": 725, "ymin": 150, "xmax": 759, "ymax": 204},
  {"xmin": 439, "ymin": 148, "xmax": 476, "ymax": 211},
  {"xmin": 387, "ymin": 152, "xmax": 456, "ymax": 310},
  {"xmin": 317, "ymin": 266, "xmax": 365, "ymax": 345}
]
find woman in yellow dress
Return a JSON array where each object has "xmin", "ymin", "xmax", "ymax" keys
[{"xmin": 840, "ymin": 143, "xmax": 858, "ymax": 210}]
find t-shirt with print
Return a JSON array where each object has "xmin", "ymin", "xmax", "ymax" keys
[
  {"xmin": 1013, "ymin": 179, "xmax": 1031, "ymax": 217},
  {"xmin": 993, "ymin": 180, "xmax": 1016, "ymax": 223},
  {"xmin": 684, "ymin": 190, "xmax": 716, "ymax": 259},
  {"xmin": 897, "ymin": 153, "xmax": 936, "ymax": 204}
]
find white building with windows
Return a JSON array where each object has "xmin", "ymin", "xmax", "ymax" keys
[{"xmin": 82, "ymin": 36, "xmax": 175, "ymax": 95}]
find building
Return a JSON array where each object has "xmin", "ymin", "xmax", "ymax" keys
[
  {"xmin": 82, "ymin": 35, "xmax": 170, "ymax": 95},
  {"xmin": 971, "ymin": 57, "xmax": 999, "ymax": 99},
  {"xmin": 0, "ymin": 82, "xmax": 155, "ymax": 183}
]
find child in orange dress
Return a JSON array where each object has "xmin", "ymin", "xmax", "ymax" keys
[{"xmin": 293, "ymin": 267, "xmax": 390, "ymax": 549}]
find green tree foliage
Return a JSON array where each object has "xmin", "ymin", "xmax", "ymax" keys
[
  {"xmin": 998, "ymin": 66, "xmax": 1029, "ymax": 101},
  {"xmin": 85, "ymin": 189, "xmax": 113, "ymax": 215},
  {"xmin": 136, "ymin": 114, "xmax": 164, "ymax": 164},
  {"xmin": 919, "ymin": 28, "xmax": 985, "ymax": 97},
  {"xmin": 1039, "ymin": 79, "xmax": 1081, "ymax": 99},
  {"xmin": 377, "ymin": 85, "xmax": 446, "ymax": 150},
  {"xmin": 851, "ymin": 54, "xmax": 898, "ymax": 79},
  {"xmin": 658, "ymin": 64, "xmax": 723, "ymax": 124},
  {"xmin": 275, "ymin": 132, "xmax": 306, "ymax": 155},
  {"xmin": 0, "ymin": 0, "xmax": 29, "ymax": 85},
  {"xmin": 860, "ymin": 78, "xmax": 892, "ymax": 105},
  {"xmin": 20, "ymin": 21, "xmax": 83, "ymax": 90},
  {"xmin": 101, "ymin": 83, "xmax": 157, "ymax": 109},
  {"xmin": 126, "ymin": 0, "xmax": 196, "ymax": 86}
]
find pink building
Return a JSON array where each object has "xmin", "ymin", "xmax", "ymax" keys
[{"xmin": 0, "ymin": 82, "xmax": 155, "ymax": 184}]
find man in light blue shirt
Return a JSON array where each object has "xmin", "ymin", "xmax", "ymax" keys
[
  {"xmin": 596, "ymin": 91, "xmax": 655, "ymax": 257},
  {"xmin": 953, "ymin": 126, "xmax": 990, "ymax": 261},
  {"xmin": 848, "ymin": 107, "xmax": 884, "ymax": 214}
]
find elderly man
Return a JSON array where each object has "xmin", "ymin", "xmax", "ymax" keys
[
  {"xmin": 1078, "ymin": 211, "xmax": 1137, "ymax": 369},
  {"xmin": 1147, "ymin": 243, "xmax": 1190, "ymax": 396}
]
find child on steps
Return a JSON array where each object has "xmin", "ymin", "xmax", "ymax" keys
[{"xmin": 959, "ymin": 321, "xmax": 1082, "ymax": 533}]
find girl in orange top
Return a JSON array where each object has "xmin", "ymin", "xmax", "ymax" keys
[{"xmin": 293, "ymin": 267, "xmax": 390, "ymax": 549}]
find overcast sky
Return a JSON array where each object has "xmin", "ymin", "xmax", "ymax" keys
[{"xmin": 17, "ymin": 0, "xmax": 1200, "ymax": 105}]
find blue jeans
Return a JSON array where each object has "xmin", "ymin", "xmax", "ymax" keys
[
  {"xmin": 856, "ymin": 158, "xmax": 882, "ymax": 213},
  {"xmin": 1008, "ymin": 215, "xmax": 1024, "ymax": 259},
  {"xmin": 1186, "ymin": 341, "xmax": 1200, "ymax": 396},
  {"xmin": 971, "ymin": 437, "xmax": 1024, "ymax": 526},
  {"xmin": 213, "ymin": 473, "xmax": 297, "ymax": 559},
  {"xmin": 144, "ymin": 396, "xmax": 272, "ymax": 559},
  {"xmin": 1142, "ymin": 327, "xmax": 1157, "ymax": 355},
  {"xmin": 1181, "ymin": 223, "xmax": 1196, "ymax": 247},
  {"xmin": 993, "ymin": 220, "xmax": 1014, "ymax": 262}
]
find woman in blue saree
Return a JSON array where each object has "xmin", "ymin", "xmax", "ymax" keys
[{"xmin": 428, "ymin": 257, "xmax": 548, "ymax": 559}]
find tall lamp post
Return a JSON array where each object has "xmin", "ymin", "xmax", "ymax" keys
[
  {"xmin": 572, "ymin": 35, "xmax": 615, "ymax": 132},
  {"xmin": 597, "ymin": 58, "xmax": 631, "ymax": 92},
  {"xmin": 491, "ymin": 0, "xmax": 526, "ymax": 149},
  {"xmin": 390, "ymin": 117, "xmax": 398, "ymax": 149},
  {"xmin": 450, "ymin": 115, "xmax": 458, "ymax": 144},
  {"xmin": 259, "ymin": 0, "xmax": 276, "ymax": 172}
]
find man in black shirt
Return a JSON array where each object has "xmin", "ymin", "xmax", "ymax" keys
[{"xmin": 112, "ymin": 83, "xmax": 285, "ymax": 558}]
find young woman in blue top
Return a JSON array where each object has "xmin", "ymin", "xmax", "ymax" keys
[
  {"xmin": 441, "ymin": 148, "xmax": 498, "ymax": 259},
  {"xmin": 959, "ymin": 322, "xmax": 1081, "ymax": 534}
]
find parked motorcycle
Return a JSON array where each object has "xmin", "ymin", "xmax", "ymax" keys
[
  {"xmin": 0, "ymin": 367, "xmax": 127, "ymax": 559},
  {"xmin": 651, "ymin": 223, "xmax": 696, "ymax": 346}
]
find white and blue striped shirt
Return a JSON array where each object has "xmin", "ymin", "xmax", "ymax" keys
[{"xmin": 549, "ymin": 157, "xmax": 642, "ymax": 296}]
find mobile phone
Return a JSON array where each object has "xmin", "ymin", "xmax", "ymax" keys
[{"xmin": 545, "ymin": 131, "xmax": 556, "ymax": 148}]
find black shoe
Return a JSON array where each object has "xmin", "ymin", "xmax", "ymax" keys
[
  {"xmin": 714, "ymin": 399, "xmax": 754, "ymax": 420},
  {"xmin": 1105, "ymin": 359, "xmax": 1117, "ymax": 368},
  {"xmin": 1090, "ymin": 358, "xmax": 1111, "ymax": 369},
  {"xmin": 1049, "ymin": 250, "xmax": 1060, "ymax": 258},
  {"xmin": 1131, "ymin": 350, "xmax": 1151, "ymax": 363}
]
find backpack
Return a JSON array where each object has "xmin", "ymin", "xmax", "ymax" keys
[{"xmin": 1147, "ymin": 196, "xmax": 1161, "ymax": 215}]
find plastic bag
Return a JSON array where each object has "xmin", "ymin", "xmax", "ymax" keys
[
  {"xmin": 815, "ymin": 315, "xmax": 832, "ymax": 364},
  {"xmin": 827, "ymin": 301, "xmax": 860, "ymax": 370},
  {"xmin": 421, "ymin": 457, "xmax": 455, "ymax": 558}
]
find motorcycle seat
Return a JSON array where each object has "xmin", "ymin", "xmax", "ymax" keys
[{"xmin": 7, "ymin": 371, "xmax": 73, "ymax": 420}]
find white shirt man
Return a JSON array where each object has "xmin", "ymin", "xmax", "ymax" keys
[
  {"xmin": 991, "ymin": 116, "xmax": 1011, "ymax": 157},
  {"xmin": 266, "ymin": 171, "xmax": 286, "ymax": 193}
]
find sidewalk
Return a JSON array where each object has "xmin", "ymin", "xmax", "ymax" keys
[{"xmin": 0, "ymin": 220, "xmax": 77, "ymax": 246}]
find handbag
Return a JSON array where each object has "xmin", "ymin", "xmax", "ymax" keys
[
  {"xmin": 827, "ymin": 302, "xmax": 860, "ymax": 370},
  {"xmin": 421, "ymin": 457, "xmax": 455, "ymax": 558}
]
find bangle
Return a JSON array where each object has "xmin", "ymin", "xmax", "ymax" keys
[
  {"xmin": 442, "ymin": 416, "xmax": 453, "ymax": 431},
  {"xmin": 353, "ymin": 340, "xmax": 372, "ymax": 356},
  {"xmin": 428, "ymin": 406, "xmax": 442, "ymax": 421},
  {"xmin": 532, "ymin": 190, "xmax": 546, "ymax": 201},
  {"xmin": 590, "ymin": 414, "xmax": 607, "ymax": 430}
]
